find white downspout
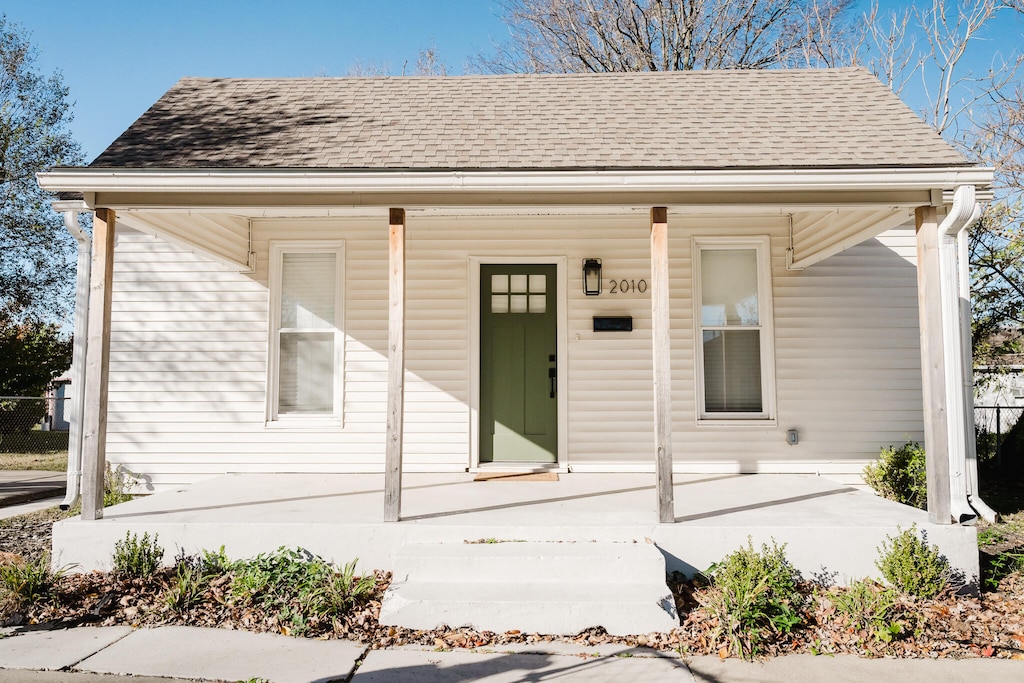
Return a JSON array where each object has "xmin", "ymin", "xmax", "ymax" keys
[
  {"xmin": 60, "ymin": 210, "xmax": 90, "ymax": 510},
  {"xmin": 937, "ymin": 185, "xmax": 986, "ymax": 524},
  {"xmin": 959, "ymin": 225, "xmax": 999, "ymax": 522}
]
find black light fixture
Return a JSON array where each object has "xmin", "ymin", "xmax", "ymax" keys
[{"xmin": 583, "ymin": 258, "xmax": 602, "ymax": 296}]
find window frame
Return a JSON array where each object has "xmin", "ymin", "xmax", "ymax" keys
[
  {"xmin": 266, "ymin": 240, "xmax": 345, "ymax": 427},
  {"xmin": 692, "ymin": 236, "xmax": 777, "ymax": 425}
]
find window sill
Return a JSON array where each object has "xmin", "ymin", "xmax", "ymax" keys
[
  {"xmin": 696, "ymin": 418, "xmax": 778, "ymax": 429},
  {"xmin": 264, "ymin": 417, "xmax": 343, "ymax": 431}
]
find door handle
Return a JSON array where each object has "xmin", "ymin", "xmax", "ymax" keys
[{"xmin": 549, "ymin": 367, "xmax": 556, "ymax": 398}]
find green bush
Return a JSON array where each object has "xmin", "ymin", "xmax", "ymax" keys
[
  {"xmin": 112, "ymin": 532, "xmax": 164, "ymax": 579},
  {"xmin": 830, "ymin": 578, "xmax": 901, "ymax": 642},
  {"xmin": 228, "ymin": 547, "xmax": 376, "ymax": 635},
  {"xmin": 863, "ymin": 441, "xmax": 927, "ymax": 509},
  {"xmin": 0, "ymin": 554, "xmax": 67, "ymax": 611},
  {"xmin": 876, "ymin": 526, "xmax": 950, "ymax": 598},
  {"xmin": 698, "ymin": 538, "xmax": 803, "ymax": 659},
  {"xmin": 103, "ymin": 465, "xmax": 135, "ymax": 507}
]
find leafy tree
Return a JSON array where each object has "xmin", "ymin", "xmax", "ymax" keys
[
  {"xmin": 853, "ymin": 1, "xmax": 1024, "ymax": 371},
  {"xmin": 0, "ymin": 310, "xmax": 71, "ymax": 432},
  {"xmin": 0, "ymin": 14, "xmax": 82, "ymax": 324},
  {"xmin": 473, "ymin": 0, "xmax": 858, "ymax": 73}
]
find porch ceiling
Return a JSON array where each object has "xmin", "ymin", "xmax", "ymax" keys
[{"xmin": 115, "ymin": 203, "xmax": 914, "ymax": 272}]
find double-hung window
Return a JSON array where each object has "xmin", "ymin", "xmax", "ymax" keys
[
  {"xmin": 693, "ymin": 237, "xmax": 775, "ymax": 422},
  {"xmin": 267, "ymin": 241, "xmax": 344, "ymax": 424}
]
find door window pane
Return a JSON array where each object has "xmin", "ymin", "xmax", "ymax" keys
[
  {"xmin": 529, "ymin": 294, "xmax": 546, "ymax": 313},
  {"xmin": 510, "ymin": 294, "xmax": 528, "ymax": 313},
  {"xmin": 529, "ymin": 274, "xmax": 546, "ymax": 293},
  {"xmin": 510, "ymin": 274, "xmax": 528, "ymax": 293},
  {"xmin": 491, "ymin": 294, "xmax": 509, "ymax": 313},
  {"xmin": 491, "ymin": 274, "xmax": 508, "ymax": 293}
]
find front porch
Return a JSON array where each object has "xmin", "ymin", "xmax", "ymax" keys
[{"xmin": 52, "ymin": 472, "xmax": 979, "ymax": 585}]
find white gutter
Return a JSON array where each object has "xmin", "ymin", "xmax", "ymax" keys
[
  {"xmin": 37, "ymin": 166, "xmax": 994, "ymax": 195},
  {"xmin": 959, "ymin": 224, "xmax": 999, "ymax": 522},
  {"xmin": 938, "ymin": 185, "xmax": 994, "ymax": 523},
  {"xmin": 58, "ymin": 207, "xmax": 91, "ymax": 510}
]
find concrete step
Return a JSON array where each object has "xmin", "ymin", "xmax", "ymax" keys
[
  {"xmin": 379, "ymin": 541, "xmax": 679, "ymax": 636},
  {"xmin": 389, "ymin": 540, "xmax": 667, "ymax": 583}
]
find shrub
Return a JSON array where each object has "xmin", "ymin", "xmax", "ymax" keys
[
  {"xmin": 698, "ymin": 538, "xmax": 803, "ymax": 659},
  {"xmin": 228, "ymin": 547, "xmax": 376, "ymax": 635},
  {"xmin": 863, "ymin": 441, "xmax": 927, "ymax": 509},
  {"xmin": 0, "ymin": 554, "xmax": 67, "ymax": 611},
  {"xmin": 830, "ymin": 578, "xmax": 901, "ymax": 642},
  {"xmin": 112, "ymin": 532, "xmax": 164, "ymax": 579},
  {"xmin": 103, "ymin": 465, "xmax": 135, "ymax": 507},
  {"xmin": 876, "ymin": 526, "xmax": 950, "ymax": 598}
]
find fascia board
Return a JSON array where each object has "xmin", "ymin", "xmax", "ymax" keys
[{"xmin": 38, "ymin": 167, "xmax": 995, "ymax": 195}]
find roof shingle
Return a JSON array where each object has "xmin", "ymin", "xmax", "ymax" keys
[{"xmin": 90, "ymin": 68, "xmax": 969, "ymax": 170}]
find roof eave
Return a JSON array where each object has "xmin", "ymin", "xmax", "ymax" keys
[{"xmin": 38, "ymin": 166, "xmax": 994, "ymax": 202}]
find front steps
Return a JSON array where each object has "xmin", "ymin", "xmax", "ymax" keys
[{"xmin": 378, "ymin": 541, "xmax": 679, "ymax": 636}]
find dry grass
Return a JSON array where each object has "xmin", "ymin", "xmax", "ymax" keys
[
  {"xmin": 0, "ymin": 450, "xmax": 67, "ymax": 471},
  {"xmin": 0, "ymin": 431, "xmax": 68, "ymax": 471}
]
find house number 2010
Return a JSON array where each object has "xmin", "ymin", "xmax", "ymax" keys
[{"xmin": 608, "ymin": 279, "xmax": 648, "ymax": 294}]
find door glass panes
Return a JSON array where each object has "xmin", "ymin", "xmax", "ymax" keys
[
  {"xmin": 490, "ymin": 272, "xmax": 548, "ymax": 313},
  {"xmin": 491, "ymin": 295, "xmax": 509, "ymax": 313},
  {"xmin": 701, "ymin": 249, "xmax": 758, "ymax": 326}
]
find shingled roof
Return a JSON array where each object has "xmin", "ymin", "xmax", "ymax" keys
[{"xmin": 91, "ymin": 68, "xmax": 968, "ymax": 171}]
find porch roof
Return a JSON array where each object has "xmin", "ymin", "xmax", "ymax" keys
[{"xmin": 85, "ymin": 68, "xmax": 966, "ymax": 171}]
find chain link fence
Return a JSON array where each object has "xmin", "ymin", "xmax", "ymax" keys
[
  {"xmin": 0, "ymin": 396, "xmax": 70, "ymax": 465},
  {"xmin": 975, "ymin": 405, "xmax": 1024, "ymax": 471}
]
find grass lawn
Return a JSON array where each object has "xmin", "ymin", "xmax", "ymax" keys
[{"xmin": 0, "ymin": 431, "xmax": 69, "ymax": 471}]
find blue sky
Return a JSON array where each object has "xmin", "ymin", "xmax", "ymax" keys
[
  {"xmin": 6, "ymin": 0, "xmax": 508, "ymax": 160},
  {"xmin": 5, "ymin": 1, "xmax": 1023, "ymax": 162}
]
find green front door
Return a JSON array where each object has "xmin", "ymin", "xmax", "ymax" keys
[{"xmin": 480, "ymin": 264, "xmax": 558, "ymax": 463}]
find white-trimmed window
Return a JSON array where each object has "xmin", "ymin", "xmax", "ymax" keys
[
  {"xmin": 267, "ymin": 241, "xmax": 344, "ymax": 424},
  {"xmin": 693, "ymin": 237, "xmax": 775, "ymax": 422}
]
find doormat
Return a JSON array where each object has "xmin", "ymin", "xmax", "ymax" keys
[{"xmin": 473, "ymin": 472, "xmax": 559, "ymax": 482}]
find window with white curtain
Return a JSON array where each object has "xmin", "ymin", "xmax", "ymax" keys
[
  {"xmin": 694, "ymin": 237, "xmax": 775, "ymax": 421},
  {"xmin": 268, "ymin": 242, "xmax": 344, "ymax": 423}
]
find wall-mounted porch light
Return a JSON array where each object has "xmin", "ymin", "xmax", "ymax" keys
[{"xmin": 583, "ymin": 258, "xmax": 602, "ymax": 296}]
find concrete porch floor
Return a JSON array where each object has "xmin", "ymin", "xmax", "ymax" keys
[{"xmin": 52, "ymin": 473, "xmax": 979, "ymax": 586}]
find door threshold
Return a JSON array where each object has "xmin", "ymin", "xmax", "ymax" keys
[{"xmin": 470, "ymin": 463, "xmax": 566, "ymax": 474}]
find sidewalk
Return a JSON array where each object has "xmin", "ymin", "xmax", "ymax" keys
[
  {"xmin": 0, "ymin": 470, "xmax": 65, "ymax": 512},
  {"xmin": 0, "ymin": 625, "xmax": 1021, "ymax": 683}
]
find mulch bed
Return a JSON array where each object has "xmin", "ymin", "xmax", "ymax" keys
[{"xmin": 3, "ymin": 505, "xmax": 1024, "ymax": 660}]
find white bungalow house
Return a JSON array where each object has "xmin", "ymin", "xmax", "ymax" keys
[{"xmin": 39, "ymin": 69, "xmax": 993, "ymax": 626}]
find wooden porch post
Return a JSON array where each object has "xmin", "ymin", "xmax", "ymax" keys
[
  {"xmin": 81, "ymin": 208, "xmax": 116, "ymax": 521},
  {"xmin": 915, "ymin": 206, "xmax": 952, "ymax": 524},
  {"xmin": 384, "ymin": 208, "xmax": 406, "ymax": 522},
  {"xmin": 650, "ymin": 207, "xmax": 675, "ymax": 523}
]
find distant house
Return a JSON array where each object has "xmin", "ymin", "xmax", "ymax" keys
[
  {"xmin": 40, "ymin": 68, "xmax": 991, "ymax": 528},
  {"xmin": 43, "ymin": 376, "xmax": 71, "ymax": 432}
]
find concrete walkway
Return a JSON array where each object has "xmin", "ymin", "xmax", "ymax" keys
[
  {"xmin": 0, "ymin": 625, "xmax": 1021, "ymax": 683},
  {"xmin": 0, "ymin": 470, "xmax": 65, "ymax": 511}
]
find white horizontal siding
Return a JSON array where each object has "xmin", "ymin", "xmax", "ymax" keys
[{"xmin": 106, "ymin": 215, "xmax": 924, "ymax": 490}]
